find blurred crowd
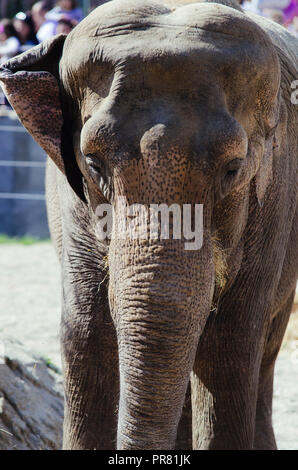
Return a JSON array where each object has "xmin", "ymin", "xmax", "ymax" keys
[
  {"xmin": 0, "ymin": 0, "xmax": 83, "ymax": 63},
  {"xmin": 241, "ymin": 0, "xmax": 298, "ymax": 34},
  {"xmin": 0, "ymin": 0, "xmax": 297, "ymax": 65}
]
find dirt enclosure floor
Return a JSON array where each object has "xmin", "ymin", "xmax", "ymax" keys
[{"xmin": 0, "ymin": 241, "xmax": 297, "ymax": 450}]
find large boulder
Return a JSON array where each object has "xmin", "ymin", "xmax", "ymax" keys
[{"xmin": 0, "ymin": 336, "xmax": 63, "ymax": 450}]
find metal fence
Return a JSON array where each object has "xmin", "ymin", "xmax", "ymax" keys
[{"xmin": 0, "ymin": 110, "xmax": 49, "ymax": 237}]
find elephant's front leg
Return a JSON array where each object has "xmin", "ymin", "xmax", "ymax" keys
[
  {"xmin": 191, "ymin": 276, "xmax": 273, "ymax": 450},
  {"xmin": 191, "ymin": 313, "xmax": 260, "ymax": 450},
  {"xmin": 60, "ymin": 248, "xmax": 119, "ymax": 450},
  {"xmin": 175, "ymin": 382, "xmax": 193, "ymax": 449},
  {"xmin": 254, "ymin": 290, "xmax": 295, "ymax": 449}
]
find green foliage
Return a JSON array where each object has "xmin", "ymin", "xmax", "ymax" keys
[
  {"xmin": 0, "ymin": 234, "xmax": 50, "ymax": 244},
  {"xmin": 41, "ymin": 356, "xmax": 61, "ymax": 374}
]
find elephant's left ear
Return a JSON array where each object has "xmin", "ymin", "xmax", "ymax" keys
[{"xmin": 0, "ymin": 34, "xmax": 85, "ymax": 201}]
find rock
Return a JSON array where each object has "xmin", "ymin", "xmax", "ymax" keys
[{"xmin": 0, "ymin": 335, "xmax": 64, "ymax": 450}]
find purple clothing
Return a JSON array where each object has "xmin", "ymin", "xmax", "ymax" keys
[
  {"xmin": 283, "ymin": 0, "xmax": 298, "ymax": 24},
  {"xmin": 46, "ymin": 6, "xmax": 83, "ymax": 24}
]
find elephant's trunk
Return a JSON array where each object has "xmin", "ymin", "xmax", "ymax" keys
[{"xmin": 108, "ymin": 237, "xmax": 214, "ymax": 449}]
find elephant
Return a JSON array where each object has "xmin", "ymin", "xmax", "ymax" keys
[{"xmin": 0, "ymin": 0, "xmax": 297, "ymax": 450}]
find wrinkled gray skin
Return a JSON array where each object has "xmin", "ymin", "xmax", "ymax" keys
[{"xmin": 0, "ymin": 0, "xmax": 297, "ymax": 450}]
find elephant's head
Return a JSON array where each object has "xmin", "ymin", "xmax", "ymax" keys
[{"xmin": 0, "ymin": 0, "xmax": 282, "ymax": 449}]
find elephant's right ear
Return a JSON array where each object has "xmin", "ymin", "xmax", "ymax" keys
[
  {"xmin": 0, "ymin": 35, "xmax": 66, "ymax": 173},
  {"xmin": 0, "ymin": 35, "xmax": 85, "ymax": 201}
]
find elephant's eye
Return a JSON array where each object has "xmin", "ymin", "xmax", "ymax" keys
[
  {"xmin": 223, "ymin": 159, "xmax": 243, "ymax": 180},
  {"xmin": 86, "ymin": 154, "xmax": 102, "ymax": 175},
  {"xmin": 225, "ymin": 168, "xmax": 238, "ymax": 179},
  {"xmin": 84, "ymin": 153, "xmax": 112, "ymax": 200},
  {"xmin": 220, "ymin": 158, "xmax": 244, "ymax": 198}
]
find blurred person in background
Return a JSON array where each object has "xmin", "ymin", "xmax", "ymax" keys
[
  {"xmin": 46, "ymin": 0, "xmax": 83, "ymax": 23},
  {"xmin": 0, "ymin": 19, "xmax": 20, "ymax": 64},
  {"xmin": 13, "ymin": 12, "xmax": 39, "ymax": 52},
  {"xmin": 259, "ymin": 0, "xmax": 298, "ymax": 24},
  {"xmin": 258, "ymin": 0, "xmax": 291, "ymax": 8},
  {"xmin": 55, "ymin": 17, "xmax": 75, "ymax": 34},
  {"xmin": 288, "ymin": 14, "xmax": 298, "ymax": 35},
  {"xmin": 282, "ymin": 0, "xmax": 298, "ymax": 25},
  {"xmin": 32, "ymin": 1, "xmax": 57, "ymax": 42},
  {"xmin": 241, "ymin": 0, "xmax": 297, "ymax": 30},
  {"xmin": 240, "ymin": 0, "xmax": 261, "ymax": 14},
  {"xmin": 241, "ymin": 0, "xmax": 286, "ymax": 14},
  {"xmin": 262, "ymin": 7, "xmax": 285, "ymax": 23}
]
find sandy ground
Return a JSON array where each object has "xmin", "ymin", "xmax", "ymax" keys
[{"xmin": 0, "ymin": 242, "xmax": 297, "ymax": 449}]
